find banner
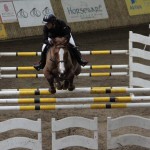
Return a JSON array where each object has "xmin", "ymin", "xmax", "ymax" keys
[
  {"xmin": 0, "ymin": 24, "xmax": 7, "ymax": 39},
  {"xmin": 0, "ymin": 1, "xmax": 17, "ymax": 23},
  {"xmin": 125, "ymin": 0, "xmax": 150, "ymax": 16},
  {"xmin": 13, "ymin": 0, "xmax": 54, "ymax": 27},
  {"xmin": 61, "ymin": 0, "xmax": 108, "ymax": 22}
]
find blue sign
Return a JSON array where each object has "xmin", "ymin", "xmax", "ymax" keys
[{"xmin": 131, "ymin": 0, "xmax": 136, "ymax": 4}]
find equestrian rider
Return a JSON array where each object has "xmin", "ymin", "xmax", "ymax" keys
[{"xmin": 34, "ymin": 14, "xmax": 88, "ymax": 71}]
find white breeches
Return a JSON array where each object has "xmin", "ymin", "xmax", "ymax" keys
[
  {"xmin": 42, "ymin": 37, "xmax": 52, "ymax": 52},
  {"xmin": 42, "ymin": 44, "xmax": 47, "ymax": 52},
  {"xmin": 42, "ymin": 34, "xmax": 76, "ymax": 51},
  {"xmin": 69, "ymin": 34, "xmax": 76, "ymax": 46}
]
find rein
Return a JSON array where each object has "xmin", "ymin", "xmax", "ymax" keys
[{"xmin": 50, "ymin": 58, "xmax": 65, "ymax": 64}]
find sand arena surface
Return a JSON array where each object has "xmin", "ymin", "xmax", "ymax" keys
[{"xmin": 0, "ymin": 24, "xmax": 150, "ymax": 150}]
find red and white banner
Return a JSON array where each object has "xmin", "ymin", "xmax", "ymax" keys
[{"xmin": 0, "ymin": 1, "xmax": 17, "ymax": 23}]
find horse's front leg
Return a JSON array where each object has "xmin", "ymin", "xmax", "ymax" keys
[
  {"xmin": 68, "ymin": 76, "xmax": 75, "ymax": 91},
  {"xmin": 47, "ymin": 76, "xmax": 56, "ymax": 94},
  {"xmin": 43, "ymin": 67, "xmax": 56, "ymax": 94}
]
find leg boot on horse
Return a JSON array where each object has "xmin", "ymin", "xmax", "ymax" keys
[
  {"xmin": 62, "ymin": 80, "xmax": 69, "ymax": 90},
  {"xmin": 47, "ymin": 77, "xmax": 56, "ymax": 94},
  {"xmin": 55, "ymin": 77, "xmax": 63, "ymax": 90},
  {"xmin": 68, "ymin": 77, "xmax": 75, "ymax": 91}
]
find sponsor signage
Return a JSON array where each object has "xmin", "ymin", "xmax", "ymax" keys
[
  {"xmin": 0, "ymin": 1, "xmax": 17, "ymax": 23},
  {"xmin": 125, "ymin": 0, "xmax": 150, "ymax": 15},
  {"xmin": 13, "ymin": 0, "xmax": 54, "ymax": 27},
  {"xmin": 61, "ymin": 0, "xmax": 108, "ymax": 22}
]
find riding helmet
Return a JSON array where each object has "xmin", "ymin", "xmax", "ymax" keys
[{"xmin": 43, "ymin": 14, "xmax": 56, "ymax": 23}]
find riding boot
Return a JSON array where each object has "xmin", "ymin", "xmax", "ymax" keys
[
  {"xmin": 69, "ymin": 44, "xmax": 88, "ymax": 66},
  {"xmin": 33, "ymin": 45, "xmax": 49, "ymax": 71}
]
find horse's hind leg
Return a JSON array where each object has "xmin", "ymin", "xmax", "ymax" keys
[
  {"xmin": 55, "ymin": 78, "xmax": 62, "ymax": 90},
  {"xmin": 68, "ymin": 77, "xmax": 75, "ymax": 91},
  {"xmin": 63, "ymin": 80, "xmax": 69, "ymax": 90}
]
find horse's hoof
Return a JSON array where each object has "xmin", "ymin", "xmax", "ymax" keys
[
  {"xmin": 57, "ymin": 86, "xmax": 62, "ymax": 90},
  {"xmin": 63, "ymin": 87, "xmax": 68, "ymax": 90},
  {"xmin": 68, "ymin": 85, "xmax": 75, "ymax": 91},
  {"xmin": 63, "ymin": 85, "xmax": 68, "ymax": 90},
  {"xmin": 49, "ymin": 88, "xmax": 56, "ymax": 94},
  {"xmin": 57, "ymin": 87, "xmax": 62, "ymax": 90},
  {"xmin": 55, "ymin": 83, "xmax": 62, "ymax": 90}
]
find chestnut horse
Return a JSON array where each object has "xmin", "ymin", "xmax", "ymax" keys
[{"xmin": 43, "ymin": 37, "xmax": 81, "ymax": 94}]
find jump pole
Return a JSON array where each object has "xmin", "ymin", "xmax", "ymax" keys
[
  {"xmin": 0, "ymin": 103, "xmax": 150, "ymax": 110},
  {"xmin": 0, "ymin": 72, "xmax": 128, "ymax": 78},
  {"xmin": 0, "ymin": 64, "xmax": 128, "ymax": 71},
  {"xmin": 0, "ymin": 50, "xmax": 128, "ymax": 56},
  {"xmin": 0, "ymin": 96, "xmax": 150, "ymax": 103},
  {"xmin": 1, "ymin": 87, "xmax": 150, "ymax": 96}
]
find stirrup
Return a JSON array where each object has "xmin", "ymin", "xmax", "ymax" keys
[
  {"xmin": 80, "ymin": 59, "xmax": 88, "ymax": 67},
  {"xmin": 33, "ymin": 63, "xmax": 44, "ymax": 71}
]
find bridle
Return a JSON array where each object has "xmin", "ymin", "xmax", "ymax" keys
[
  {"xmin": 49, "ymin": 46, "xmax": 66, "ymax": 65},
  {"xmin": 50, "ymin": 58, "xmax": 65, "ymax": 65}
]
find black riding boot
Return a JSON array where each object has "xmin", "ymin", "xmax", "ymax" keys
[
  {"xmin": 69, "ymin": 44, "xmax": 88, "ymax": 66},
  {"xmin": 33, "ymin": 46, "xmax": 48, "ymax": 71}
]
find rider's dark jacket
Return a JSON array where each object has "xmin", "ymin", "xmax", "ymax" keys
[{"xmin": 43, "ymin": 19, "xmax": 71, "ymax": 45}]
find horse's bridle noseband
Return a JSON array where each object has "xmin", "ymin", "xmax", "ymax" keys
[
  {"xmin": 50, "ymin": 58, "xmax": 65, "ymax": 65},
  {"xmin": 49, "ymin": 48, "xmax": 66, "ymax": 65}
]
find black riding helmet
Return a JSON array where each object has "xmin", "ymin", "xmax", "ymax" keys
[{"xmin": 43, "ymin": 14, "xmax": 56, "ymax": 23}]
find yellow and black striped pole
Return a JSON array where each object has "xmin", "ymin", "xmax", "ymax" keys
[
  {"xmin": 0, "ymin": 50, "xmax": 128, "ymax": 57},
  {"xmin": 1, "ymin": 87, "xmax": 150, "ymax": 96},
  {"xmin": 0, "ymin": 96, "xmax": 136, "ymax": 103},
  {"xmin": 0, "ymin": 72, "xmax": 128, "ymax": 78},
  {"xmin": 0, "ymin": 64, "xmax": 128, "ymax": 71},
  {"xmin": 0, "ymin": 103, "xmax": 149, "ymax": 110}
]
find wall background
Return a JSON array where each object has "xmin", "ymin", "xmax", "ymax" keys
[{"xmin": 2, "ymin": 0, "xmax": 150, "ymax": 40}]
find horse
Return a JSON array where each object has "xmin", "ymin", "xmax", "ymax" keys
[{"xmin": 43, "ymin": 37, "xmax": 81, "ymax": 94}]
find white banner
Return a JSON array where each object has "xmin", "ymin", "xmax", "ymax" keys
[
  {"xmin": 61, "ymin": 0, "xmax": 108, "ymax": 22},
  {"xmin": 13, "ymin": 0, "xmax": 54, "ymax": 27},
  {"xmin": 0, "ymin": 1, "xmax": 17, "ymax": 23}
]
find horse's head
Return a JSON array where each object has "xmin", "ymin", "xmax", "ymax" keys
[{"xmin": 52, "ymin": 37, "xmax": 70, "ymax": 78}]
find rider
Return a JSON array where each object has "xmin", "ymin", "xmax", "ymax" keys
[{"xmin": 34, "ymin": 14, "xmax": 88, "ymax": 71}]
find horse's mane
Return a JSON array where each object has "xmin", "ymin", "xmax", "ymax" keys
[{"xmin": 53, "ymin": 37, "xmax": 68, "ymax": 48}]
